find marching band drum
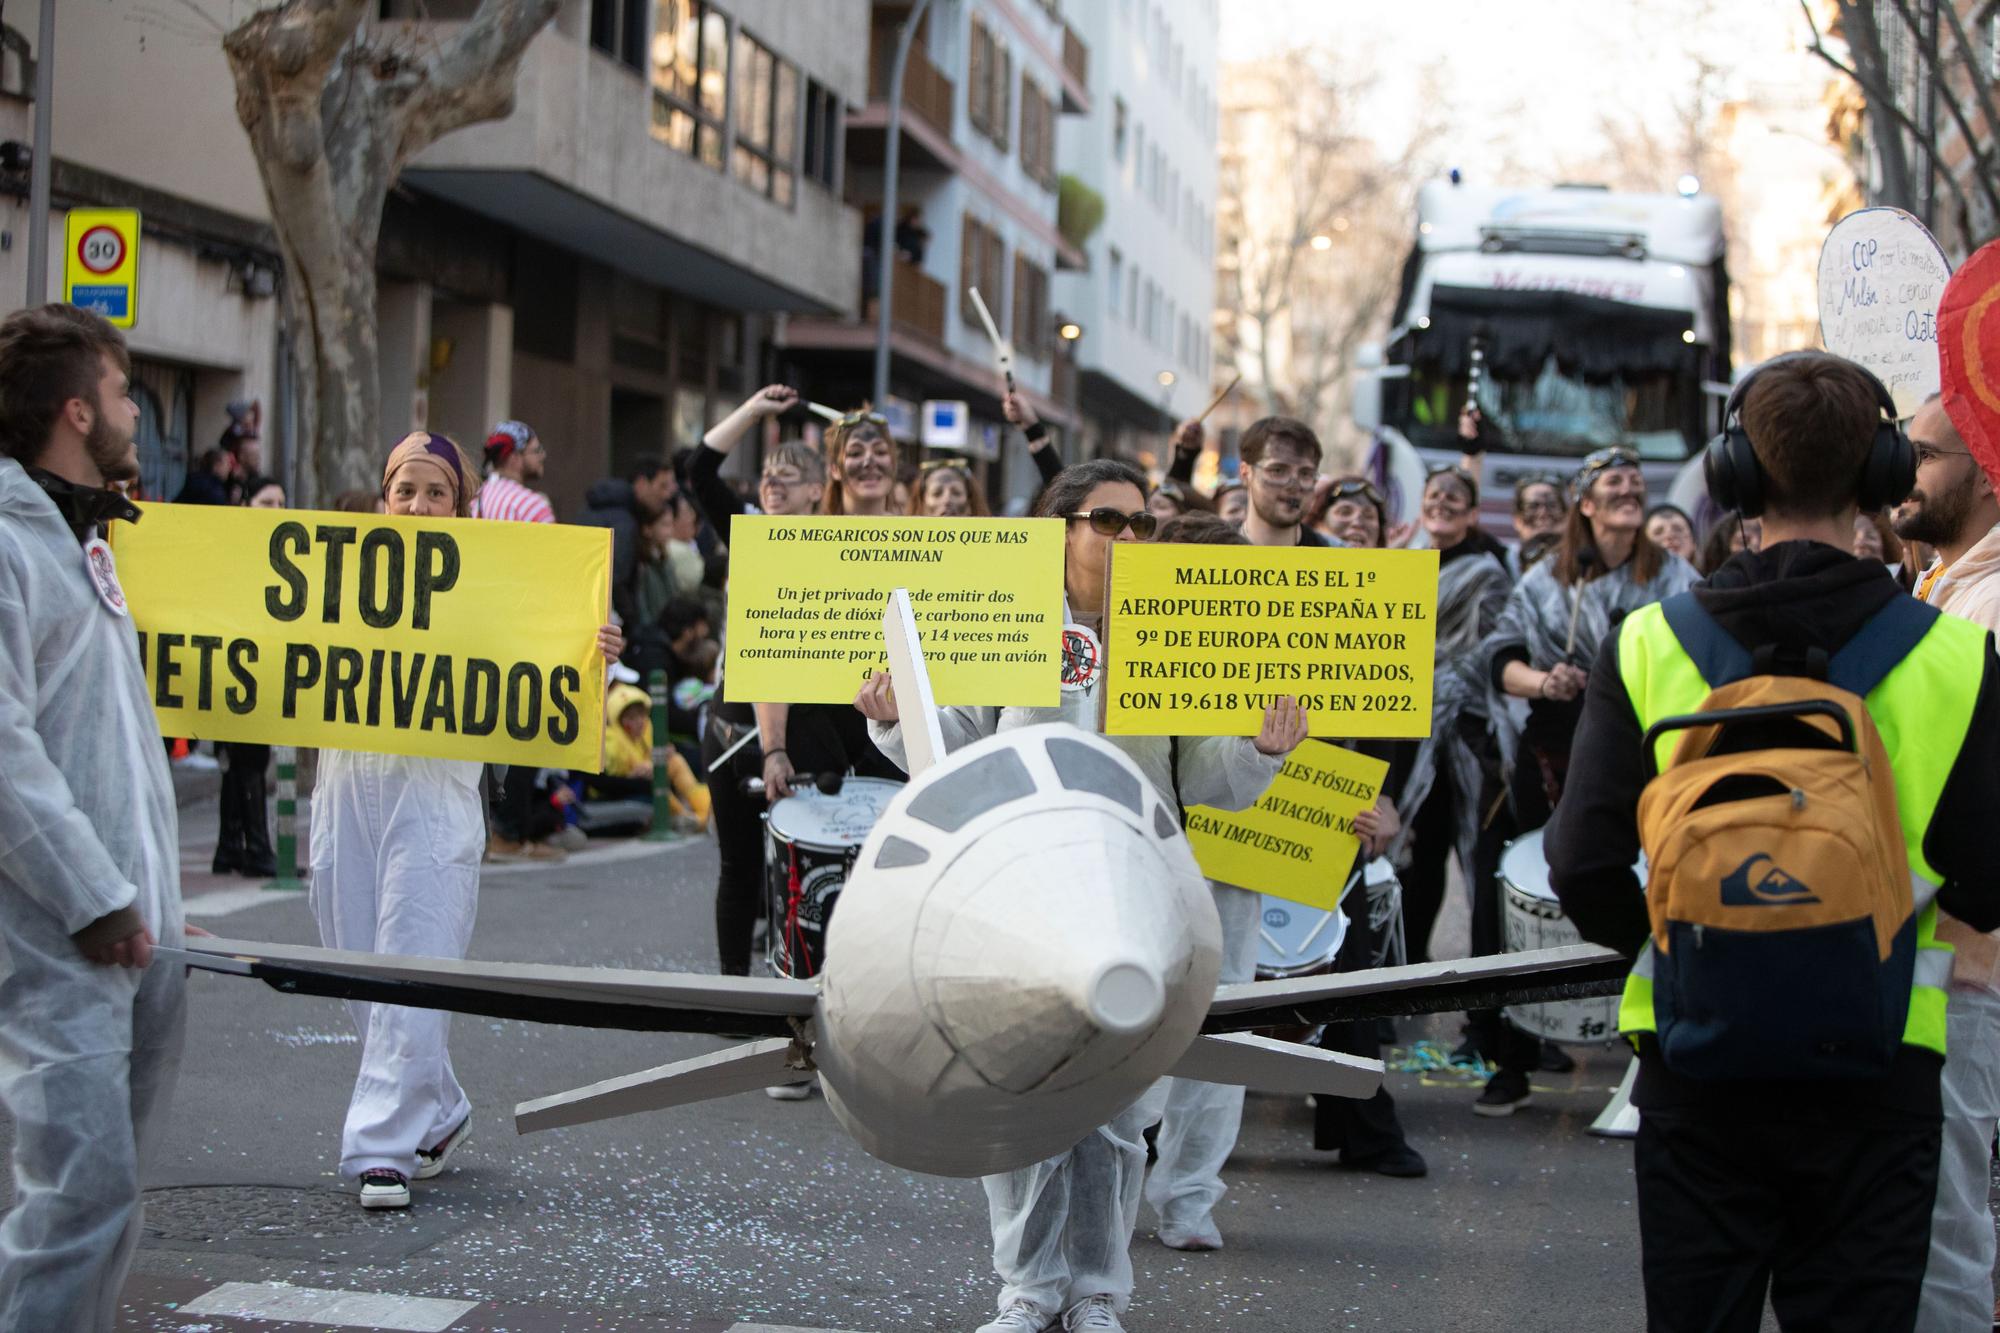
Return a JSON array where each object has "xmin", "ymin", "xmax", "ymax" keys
[{"xmin": 762, "ymin": 776, "xmax": 903, "ymax": 979}]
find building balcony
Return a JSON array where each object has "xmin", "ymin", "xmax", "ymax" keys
[
  {"xmin": 868, "ymin": 29, "xmax": 955, "ymax": 142},
  {"xmin": 864, "ymin": 256, "xmax": 948, "ymax": 343},
  {"xmin": 401, "ymin": 24, "xmax": 862, "ymax": 318}
]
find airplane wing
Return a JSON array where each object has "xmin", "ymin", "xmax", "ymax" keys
[
  {"xmin": 1200, "ymin": 943, "xmax": 1626, "ymax": 1035},
  {"xmin": 162, "ymin": 938, "xmax": 817, "ymax": 1041}
]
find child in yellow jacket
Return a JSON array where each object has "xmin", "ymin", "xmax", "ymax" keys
[{"xmin": 596, "ymin": 681, "xmax": 710, "ymax": 828}]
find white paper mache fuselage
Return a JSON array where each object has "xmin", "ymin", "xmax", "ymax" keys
[{"xmin": 814, "ymin": 722, "xmax": 1222, "ymax": 1178}]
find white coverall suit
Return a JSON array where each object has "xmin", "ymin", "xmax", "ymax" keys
[
  {"xmin": 0, "ymin": 459, "xmax": 186, "ymax": 1332},
  {"xmin": 871, "ymin": 623, "xmax": 1281, "ymax": 1319},
  {"xmin": 309, "ymin": 751, "xmax": 483, "ymax": 1179}
]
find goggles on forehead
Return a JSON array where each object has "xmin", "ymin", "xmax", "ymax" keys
[
  {"xmin": 1571, "ymin": 447, "xmax": 1640, "ymax": 500},
  {"xmin": 1425, "ymin": 464, "xmax": 1480, "ymax": 505},
  {"xmin": 1325, "ymin": 478, "xmax": 1385, "ymax": 508},
  {"xmin": 838, "ymin": 411, "xmax": 889, "ymax": 431}
]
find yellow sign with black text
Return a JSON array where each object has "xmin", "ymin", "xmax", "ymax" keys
[
  {"xmin": 1104, "ymin": 543, "xmax": 1439, "ymax": 737},
  {"xmin": 109, "ymin": 505, "xmax": 611, "ymax": 767},
  {"xmin": 1187, "ymin": 741, "xmax": 1390, "ymax": 909},
  {"xmin": 723, "ymin": 516, "xmax": 1065, "ymax": 706}
]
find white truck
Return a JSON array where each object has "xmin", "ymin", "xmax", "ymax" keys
[{"xmin": 1354, "ymin": 181, "xmax": 1731, "ymax": 531}]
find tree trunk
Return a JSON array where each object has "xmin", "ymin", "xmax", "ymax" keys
[{"xmin": 223, "ymin": 0, "xmax": 558, "ymax": 501}]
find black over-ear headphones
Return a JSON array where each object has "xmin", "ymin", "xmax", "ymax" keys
[{"xmin": 1703, "ymin": 351, "xmax": 1914, "ymax": 517}]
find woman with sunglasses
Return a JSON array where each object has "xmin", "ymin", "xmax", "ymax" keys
[
  {"xmin": 311, "ymin": 433, "xmax": 624, "ymax": 1211},
  {"xmin": 910, "ymin": 457, "xmax": 991, "ymax": 518},
  {"xmin": 1392, "ymin": 467, "xmax": 1512, "ymax": 968},
  {"xmin": 855, "ymin": 460, "xmax": 1306, "ymax": 1333},
  {"xmin": 1471, "ymin": 446, "xmax": 1696, "ymax": 1115}
]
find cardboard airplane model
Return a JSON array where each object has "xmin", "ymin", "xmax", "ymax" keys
[{"xmin": 169, "ymin": 593, "xmax": 1624, "ymax": 1179}]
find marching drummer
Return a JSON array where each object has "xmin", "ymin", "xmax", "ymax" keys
[{"xmin": 1476, "ymin": 448, "xmax": 1696, "ymax": 1115}]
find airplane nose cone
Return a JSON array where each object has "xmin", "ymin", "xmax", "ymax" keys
[{"xmin": 1089, "ymin": 960, "xmax": 1165, "ymax": 1034}]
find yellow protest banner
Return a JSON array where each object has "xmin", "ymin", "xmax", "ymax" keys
[
  {"xmin": 724, "ymin": 517, "xmax": 1065, "ymax": 706},
  {"xmin": 1103, "ymin": 542, "xmax": 1439, "ymax": 737},
  {"xmin": 109, "ymin": 504, "xmax": 611, "ymax": 768},
  {"xmin": 1187, "ymin": 741, "xmax": 1390, "ymax": 909}
]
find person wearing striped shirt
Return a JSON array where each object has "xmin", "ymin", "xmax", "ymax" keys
[
  {"xmin": 469, "ymin": 420, "xmax": 554, "ymax": 525},
  {"xmin": 473, "ymin": 420, "xmax": 565, "ymax": 862}
]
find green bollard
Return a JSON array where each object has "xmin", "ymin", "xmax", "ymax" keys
[
  {"xmin": 644, "ymin": 669, "xmax": 680, "ymax": 843},
  {"xmin": 264, "ymin": 745, "xmax": 306, "ymax": 891}
]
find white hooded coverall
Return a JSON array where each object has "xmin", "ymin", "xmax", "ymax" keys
[
  {"xmin": 0, "ymin": 458, "xmax": 186, "ymax": 1332},
  {"xmin": 870, "ymin": 635, "xmax": 1281, "ymax": 1318},
  {"xmin": 309, "ymin": 751, "xmax": 483, "ymax": 1179}
]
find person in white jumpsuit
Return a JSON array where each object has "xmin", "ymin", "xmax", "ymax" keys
[
  {"xmin": 311, "ymin": 433, "xmax": 621, "ymax": 1209},
  {"xmin": 0, "ymin": 305, "xmax": 186, "ymax": 1332},
  {"xmin": 859, "ymin": 471, "xmax": 1302, "ymax": 1333}
]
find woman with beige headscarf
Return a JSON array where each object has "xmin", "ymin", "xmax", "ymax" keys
[{"xmin": 309, "ymin": 432, "xmax": 622, "ymax": 1212}]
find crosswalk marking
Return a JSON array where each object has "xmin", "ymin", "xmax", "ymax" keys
[{"xmin": 174, "ymin": 1282, "xmax": 478, "ymax": 1331}]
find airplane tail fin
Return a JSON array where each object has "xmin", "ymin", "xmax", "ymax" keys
[
  {"xmin": 516, "ymin": 1037, "xmax": 813, "ymax": 1134},
  {"xmin": 1169, "ymin": 1032, "xmax": 1382, "ymax": 1099},
  {"xmin": 884, "ymin": 587, "xmax": 947, "ymax": 776}
]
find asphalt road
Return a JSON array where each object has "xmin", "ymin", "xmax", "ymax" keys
[{"xmin": 12, "ymin": 800, "xmax": 1670, "ymax": 1330}]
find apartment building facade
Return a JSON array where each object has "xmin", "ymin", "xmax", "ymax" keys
[
  {"xmin": 1, "ymin": 1, "xmax": 869, "ymax": 515},
  {"xmin": 779, "ymin": 0, "xmax": 1092, "ymax": 511},
  {"xmin": 1053, "ymin": 0, "xmax": 1219, "ymax": 471}
]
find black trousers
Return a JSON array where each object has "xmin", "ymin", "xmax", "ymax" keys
[
  {"xmin": 705, "ymin": 714, "xmax": 767, "ymax": 977},
  {"xmin": 1634, "ymin": 1103, "xmax": 1940, "ymax": 1332},
  {"xmin": 491, "ymin": 764, "xmax": 546, "ymax": 842},
  {"xmin": 1313, "ymin": 879, "xmax": 1414, "ymax": 1159}
]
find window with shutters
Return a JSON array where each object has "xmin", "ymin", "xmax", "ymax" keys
[
  {"xmin": 1019, "ymin": 75, "xmax": 1056, "ymax": 190},
  {"xmin": 960, "ymin": 216, "xmax": 1006, "ymax": 333},
  {"xmin": 1013, "ymin": 254, "xmax": 1049, "ymax": 361},
  {"xmin": 968, "ymin": 17, "xmax": 992, "ymax": 136}
]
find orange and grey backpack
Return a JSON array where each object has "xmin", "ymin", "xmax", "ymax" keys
[{"xmin": 1634, "ymin": 592, "xmax": 1933, "ymax": 1080}]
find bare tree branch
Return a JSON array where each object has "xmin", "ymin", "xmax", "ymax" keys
[{"xmin": 411, "ymin": 0, "xmax": 562, "ymax": 148}]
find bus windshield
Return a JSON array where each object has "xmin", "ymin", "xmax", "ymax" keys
[{"xmin": 1397, "ymin": 354, "xmax": 1702, "ymax": 461}]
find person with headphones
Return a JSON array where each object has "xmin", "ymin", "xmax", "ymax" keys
[{"xmin": 1544, "ymin": 351, "xmax": 2000, "ymax": 1330}]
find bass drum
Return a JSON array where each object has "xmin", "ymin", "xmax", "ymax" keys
[
  {"xmin": 764, "ymin": 776, "xmax": 902, "ymax": 980},
  {"xmin": 1254, "ymin": 859, "xmax": 1402, "ymax": 1043},
  {"xmin": 1500, "ymin": 828, "xmax": 1634, "ymax": 1045}
]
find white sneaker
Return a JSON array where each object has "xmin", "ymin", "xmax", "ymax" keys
[
  {"xmin": 976, "ymin": 1300, "xmax": 1054, "ymax": 1332},
  {"xmin": 1061, "ymin": 1295, "xmax": 1124, "ymax": 1331},
  {"xmin": 765, "ymin": 1078, "xmax": 814, "ymax": 1100},
  {"xmin": 358, "ymin": 1169, "xmax": 410, "ymax": 1209},
  {"xmin": 414, "ymin": 1113, "xmax": 471, "ymax": 1180}
]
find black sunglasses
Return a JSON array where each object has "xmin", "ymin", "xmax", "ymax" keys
[{"xmin": 1069, "ymin": 507, "xmax": 1158, "ymax": 539}]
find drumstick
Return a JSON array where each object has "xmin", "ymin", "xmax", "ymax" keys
[
  {"xmin": 1194, "ymin": 372, "xmax": 1242, "ymax": 426},
  {"xmin": 1564, "ymin": 583, "xmax": 1583, "ymax": 657},
  {"xmin": 805, "ymin": 401, "xmax": 846, "ymax": 424},
  {"xmin": 966, "ymin": 287, "xmax": 1016, "ymax": 394}
]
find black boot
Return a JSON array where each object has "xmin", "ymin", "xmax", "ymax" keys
[
  {"xmin": 237, "ymin": 761, "xmax": 277, "ymax": 879},
  {"xmin": 212, "ymin": 751, "xmax": 245, "ymax": 875}
]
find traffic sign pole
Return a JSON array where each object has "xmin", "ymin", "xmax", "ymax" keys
[{"xmin": 25, "ymin": 0, "xmax": 53, "ymax": 306}]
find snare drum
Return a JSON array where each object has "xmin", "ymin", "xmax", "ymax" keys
[
  {"xmin": 1499, "ymin": 828, "xmax": 1625, "ymax": 1045},
  {"xmin": 764, "ymin": 776, "xmax": 901, "ymax": 979}
]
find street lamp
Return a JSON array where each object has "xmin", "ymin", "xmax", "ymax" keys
[
  {"xmin": 1157, "ymin": 370, "xmax": 1176, "ymax": 388},
  {"xmin": 1308, "ymin": 233, "xmax": 1333, "ymax": 251},
  {"xmin": 1059, "ymin": 321, "xmax": 1083, "ymax": 342}
]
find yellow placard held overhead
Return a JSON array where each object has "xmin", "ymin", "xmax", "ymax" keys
[
  {"xmin": 64, "ymin": 209, "xmax": 141, "ymax": 328},
  {"xmin": 1103, "ymin": 542, "xmax": 1439, "ymax": 737},
  {"xmin": 1187, "ymin": 741, "xmax": 1390, "ymax": 909},
  {"xmin": 109, "ymin": 505, "xmax": 612, "ymax": 768},
  {"xmin": 724, "ymin": 516, "xmax": 1065, "ymax": 706}
]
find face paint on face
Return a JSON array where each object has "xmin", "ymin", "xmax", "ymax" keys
[
  {"xmin": 922, "ymin": 470, "xmax": 971, "ymax": 517},
  {"xmin": 839, "ymin": 428, "xmax": 896, "ymax": 498},
  {"xmin": 1325, "ymin": 498, "xmax": 1380, "ymax": 548}
]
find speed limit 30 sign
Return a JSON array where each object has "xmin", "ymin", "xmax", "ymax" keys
[{"xmin": 63, "ymin": 209, "xmax": 140, "ymax": 328}]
